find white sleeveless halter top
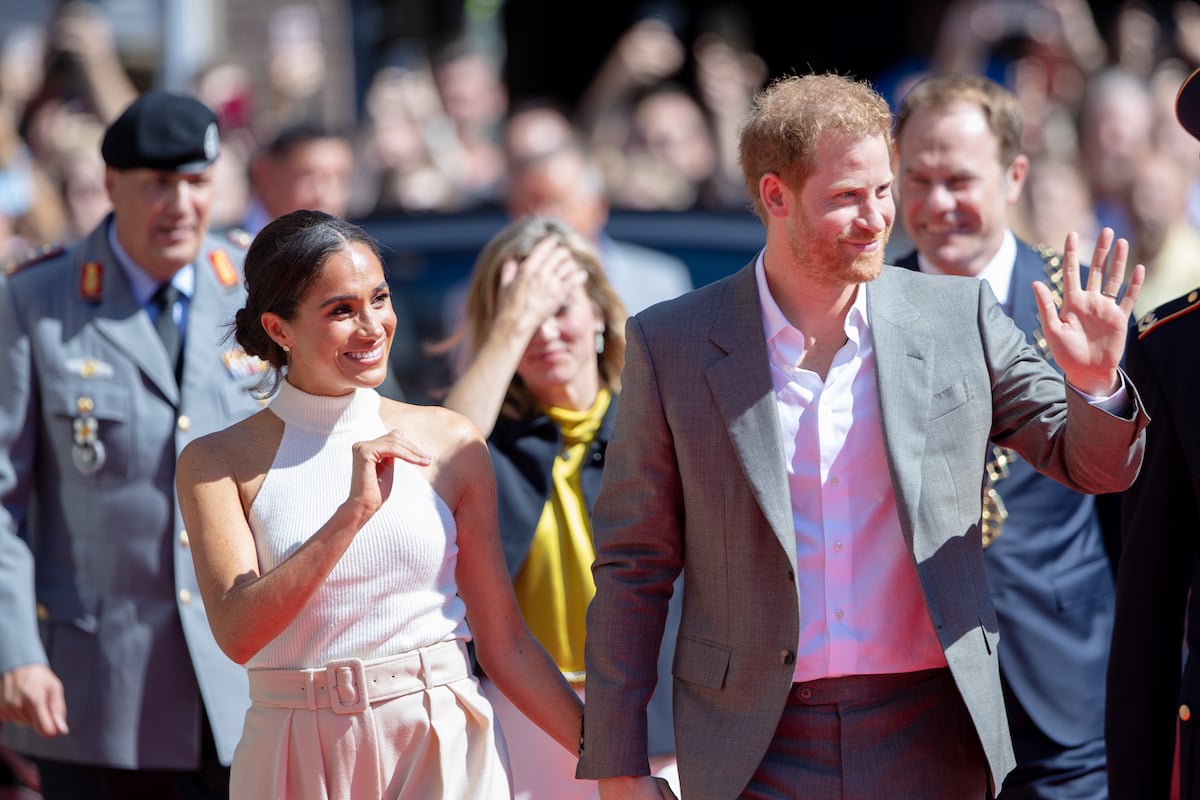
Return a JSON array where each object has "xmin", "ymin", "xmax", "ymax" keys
[{"xmin": 245, "ymin": 379, "xmax": 468, "ymax": 669}]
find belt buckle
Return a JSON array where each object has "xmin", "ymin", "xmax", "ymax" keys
[{"xmin": 325, "ymin": 658, "xmax": 369, "ymax": 714}]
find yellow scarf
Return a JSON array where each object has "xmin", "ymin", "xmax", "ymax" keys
[{"xmin": 512, "ymin": 388, "xmax": 612, "ymax": 681}]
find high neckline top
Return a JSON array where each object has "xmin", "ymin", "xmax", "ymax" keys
[{"xmin": 269, "ymin": 379, "xmax": 381, "ymax": 435}]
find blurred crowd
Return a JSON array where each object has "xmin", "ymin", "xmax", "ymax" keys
[
  {"xmin": 4, "ymin": 0, "xmax": 1200, "ymax": 311},
  {"xmin": 5, "ymin": 2, "xmax": 1200, "ymax": 798}
]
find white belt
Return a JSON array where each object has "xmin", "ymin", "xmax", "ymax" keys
[{"xmin": 246, "ymin": 639, "xmax": 470, "ymax": 714}]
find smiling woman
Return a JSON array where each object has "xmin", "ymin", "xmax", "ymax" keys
[
  {"xmin": 173, "ymin": 210, "xmax": 584, "ymax": 800},
  {"xmin": 438, "ymin": 215, "xmax": 683, "ymax": 798}
]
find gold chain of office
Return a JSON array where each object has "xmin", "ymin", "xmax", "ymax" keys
[{"xmin": 980, "ymin": 244, "xmax": 1064, "ymax": 548}]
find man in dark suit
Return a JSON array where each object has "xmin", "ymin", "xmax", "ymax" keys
[
  {"xmin": 576, "ymin": 72, "xmax": 1148, "ymax": 800},
  {"xmin": 1106, "ymin": 65, "xmax": 1200, "ymax": 800},
  {"xmin": 892, "ymin": 73, "xmax": 1115, "ymax": 799},
  {"xmin": 0, "ymin": 91, "xmax": 265, "ymax": 799}
]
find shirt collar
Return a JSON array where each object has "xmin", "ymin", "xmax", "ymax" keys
[
  {"xmin": 755, "ymin": 249, "xmax": 869, "ymax": 345},
  {"xmin": 916, "ymin": 229, "xmax": 1016, "ymax": 306},
  {"xmin": 753, "ymin": 248, "xmax": 868, "ymax": 371}
]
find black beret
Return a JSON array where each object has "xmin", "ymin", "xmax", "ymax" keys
[
  {"xmin": 1177, "ymin": 67, "xmax": 1200, "ymax": 142},
  {"xmin": 101, "ymin": 91, "xmax": 220, "ymax": 173}
]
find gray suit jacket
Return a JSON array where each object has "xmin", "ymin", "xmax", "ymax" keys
[
  {"xmin": 0, "ymin": 216, "xmax": 263, "ymax": 769},
  {"xmin": 578, "ymin": 262, "xmax": 1147, "ymax": 799}
]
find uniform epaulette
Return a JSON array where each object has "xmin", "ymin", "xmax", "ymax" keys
[
  {"xmin": 226, "ymin": 227, "xmax": 253, "ymax": 249},
  {"xmin": 1135, "ymin": 288, "xmax": 1200, "ymax": 339},
  {"xmin": 4, "ymin": 243, "xmax": 66, "ymax": 276}
]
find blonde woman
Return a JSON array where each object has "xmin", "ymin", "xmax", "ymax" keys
[{"xmin": 444, "ymin": 216, "xmax": 680, "ymax": 799}]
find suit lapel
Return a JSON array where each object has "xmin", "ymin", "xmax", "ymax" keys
[
  {"xmin": 85, "ymin": 228, "xmax": 180, "ymax": 403},
  {"xmin": 705, "ymin": 265, "xmax": 796, "ymax": 565},
  {"xmin": 866, "ymin": 268, "xmax": 936, "ymax": 547},
  {"xmin": 1007, "ymin": 244, "xmax": 1047, "ymax": 345}
]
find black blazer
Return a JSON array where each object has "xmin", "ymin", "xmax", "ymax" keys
[
  {"xmin": 489, "ymin": 398, "xmax": 681, "ymax": 756},
  {"xmin": 1107, "ymin": 290, "xmax": 1200, "ymax": 799}
]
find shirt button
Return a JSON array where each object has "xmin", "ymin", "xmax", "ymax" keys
[
  {"xmin": 179, "ymin": 530, "xmax": 190, "ymax": 548},
  {"xmin": 179, "ymin": 589, "xmax": 192, "ymax": 604},
  {"xmin": 833, "ymin": 541, "xmax": 844, "ymax": 552},
  {"xmin": 829, "ymin": 476, "xmax": 839, "ymax": 487},
  {"xmin": 780, "ymin": 650, "xmax": 795, "ymax": 665},
  {"xmin": 177, "ymin": 415, "xmax": 191, "ymax": 431},
  {"xmin": 835, "ymin": 609, "xmax": 844, "ymax": 620}
]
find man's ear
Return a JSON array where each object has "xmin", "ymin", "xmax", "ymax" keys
[
  {"xmin": 1007, "ymin": 154, "xmax": 1030, "ymax": 205},
  {"xmin": 760, "ymin": 173, "xmax": 789, "ymax": 219}
]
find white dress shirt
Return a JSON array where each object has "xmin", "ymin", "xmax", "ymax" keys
[
  {"xmin": 916, "ymin": 229, "xmax": 1018, "ymax": 310},
  {"xmin": 755, "ymin": 255, "xmax": 948, "ymax": 682}
]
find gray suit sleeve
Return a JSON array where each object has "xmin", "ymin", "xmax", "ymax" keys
[{"xmin": 579, "ymin": 315, "xmax": 684, "ymax": 779}]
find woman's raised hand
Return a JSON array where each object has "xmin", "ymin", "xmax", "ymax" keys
[
  {"xmin": 494, "ymin": 236, "xmax": 588, "ymax": 342},
  {"xmin": 347, "ymin": 429, "xmax": 431, "ymax": 519}
]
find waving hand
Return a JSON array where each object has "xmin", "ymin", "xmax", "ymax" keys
[{"xmin": 1033, "ymin": 228, "xmax": 1145, "ymax": 396}]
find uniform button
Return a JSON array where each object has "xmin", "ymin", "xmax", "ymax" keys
[
  {"xmin": 780, "ymin": 650, "xmax": 795, "ymax": 665},
  {"xmin": 1182, "ymin": 704, "xmax": 1192, "ymax": 722},
  {"xmin": 179, "ymin": 530, "xmax": 190, "ymax": 548},
  {"xmin": 787, "ymin": 569, "xmax": 795, "ymax": 582},
  {"xmin": 799, "ymin": 687, "xmax": 813, "ymax": 700},
  {"xmin": 179, "ymin": 589, "xmax": 192, "ymax": 604},
  {"xmin": 177, "ymin": 415, "xmax": 191, "ymax": 431},
  {"xmin": 36, "ymin": 603, "xmax": 49, "ymax": 621}
]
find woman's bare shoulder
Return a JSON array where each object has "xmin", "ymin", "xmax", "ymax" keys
[
  {"xmin": 180, "ymin": 408, "xmax": 284, "ymax": 480},
  {"xmin": 379, "ymin": 398, "xmax": 483, "ymax": 451}
]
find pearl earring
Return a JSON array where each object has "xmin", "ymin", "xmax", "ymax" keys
[
  {"xmin": 595, "ymin": 325, "xmax": 606, "ymax": 354},
  {"xmin": 282, "ymin": 344, "xmax": 290, "ymax": 353}
]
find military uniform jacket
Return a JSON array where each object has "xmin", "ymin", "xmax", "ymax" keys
[
  {"xmin": 0, "ymin": 215, "xmax": 264, "ymax": 769},
  {"xmin": 1107, "ymin": 291, "xmax": 1200, "ymax": 799}
]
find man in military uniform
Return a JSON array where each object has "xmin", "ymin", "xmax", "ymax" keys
[
  {"xmin": 893, "ymin": 73, "xmax": 1118, "ymax": 798},
  {"xmin": 0, "ymin": 91, "xmax": 264, "ymax": 799},
  {"xmin": 1106, "ymin": 67, "xmax": 1200, "ymax": 800}
]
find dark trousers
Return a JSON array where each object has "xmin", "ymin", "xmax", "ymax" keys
[
  {"xmin": 996, "ymin": 678, "xmax": 1107, "ymax": 800},
  {"xmin": 742, "ymin": 668, "xmax": 991, "ymax": 800},
  {"xmin": 33, "ymin": 718, "xmax": 228, "ymax": 800}
]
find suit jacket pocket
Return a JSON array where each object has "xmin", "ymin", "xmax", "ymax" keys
[
  {"xmin": 1052, "ymin": 555, "xmax": 1114, "ymax": 611},
  {"xmin": 929, "ymin": 378, "xmax": 972, "ymax": 420},
  {"xmin": 43, "ymin": 379, "xmax": 133, "ymax": 483},
  {"xmin": 672, "ymin": 634, "xmax": 731, "ymax": 689}
]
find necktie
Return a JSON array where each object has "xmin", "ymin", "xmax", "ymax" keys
[{"xmin": 151, "ymin": 282, "xmax": 182, "ymax": 380}]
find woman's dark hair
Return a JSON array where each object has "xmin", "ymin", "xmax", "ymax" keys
[{"xmin": 231, "ymin": 209, "xmax": 383, "ymax": 395}]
